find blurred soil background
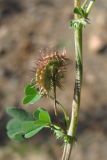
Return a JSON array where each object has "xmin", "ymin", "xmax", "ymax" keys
[{"xmin": 0, "ymin": 0, "xmax": 107, "ymax": 160}]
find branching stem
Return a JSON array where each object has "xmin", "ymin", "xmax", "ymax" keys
[{"xmin": 61, "ymin": 0, "xmax": 95, "ymax": 160}]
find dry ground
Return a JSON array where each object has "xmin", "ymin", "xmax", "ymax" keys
[{"xmin": 0, "ymin": 0, "xmax": 107, "ymax": 160}]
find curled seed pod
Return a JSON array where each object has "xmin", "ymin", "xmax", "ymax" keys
[{"xmin": 34, "ymin": 49, "xmax": 69, "ymax": 96}]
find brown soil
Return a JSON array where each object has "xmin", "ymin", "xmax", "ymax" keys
[{"xmin": 0, "ymin": 0, "xmax": 107, "ymax": 160}]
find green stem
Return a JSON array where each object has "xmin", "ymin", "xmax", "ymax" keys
[
  {"xmin": 62, "ymin": 23, "xmax": 83, "ymax": 160},
  {"xmin": 56, "ymin": 100, "xmax": 69, "ymax": 128},
  {"xmin": 61, "ymin": 0, "xmax": 95, "ymax": 160},
  {"xmin": 86, "ymin": 0, "xmax": 95, "ymax": 15},
  {"xmin": 49, "ymin": 96, "xmax": 69, "ymax": 127},
  {"xmin": 82, "ymin": 0, "xmax": 89, "ymax": 8},
  {"xmin": 69, "ymin": 26, "xmax": 83, "ymax": 136},
  {"xmin": 53, "ymin": 82, "xmax": 57, "ymax": 116},
  {"xmin": 62, "ymin": 0, "xmax": 82, "ymax": 159}
]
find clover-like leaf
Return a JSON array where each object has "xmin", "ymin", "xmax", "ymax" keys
[
  {"xmin": 33, "ymin": 108, "xmax": 51, "ymax": 124},
  {"xmin": 22, "ymin": 84, "xmax": 41, "ymax": 105},
  {"xmin": 7, "ymin": 119, "xmax": 47, "ymax": 141},
  {"xmin": 6, "ymin": 107, "xmax": 52, "ymax": 141}
]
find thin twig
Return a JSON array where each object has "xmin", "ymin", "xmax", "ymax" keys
[
  {"xmin": 53, "ymin": 82, "xmax": 57, "ymax": 116},
  {"xmin": 49, "ymin": 95, "xmax": 69, "ymax": 126}
]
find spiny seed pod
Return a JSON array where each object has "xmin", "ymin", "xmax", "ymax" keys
[{"xmin": 34, "ymin": 49, "xmax": 69, "ymax": 96}]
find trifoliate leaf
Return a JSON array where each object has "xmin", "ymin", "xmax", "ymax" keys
[{"xmin": 6, "ymin": 119, "xmax": 47, "ymax": 141}]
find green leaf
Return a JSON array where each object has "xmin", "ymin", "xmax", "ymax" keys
[
  {"xmin": 33, "ymin": 108, "xmax": 51, "ymax": 124},
  {"xmin": 22, "ymin": 120, "xmax": 48, "ymax": 139},
  {"xmin": 74, "ymin": 7, "xmax": 86, "ymax": 18},
  {"xmin": 24, "ymin": 84, "xmax": 36, "ymax": 95},
  {"xmin": 23, "ymin": 84, "xmax": 41, "ymax": 104},
  {"xmin": 7, "ymin": 119, "xmax": 25, "ymax": 141},
  {"xmin": 23, "ymin": 95, "xmax": 35, "ymax": 104},
  {"xmin": 6, "ymin": 107, "xmax": 33, "ymax": 120},
  {"xmin": 34, "ymin": 120, "xmax": 49, "ymax": 126},
  {"xmin": 33, "ymin": 109, "xmax": 40, "ymax": 120},
  {"xmin": 7, "ymin": 131, "xmax": 24, "ymax": 141},
  {"xmin": 74, "ymin": 7, "xmax": 81, "ymax": 15},
  {"xmin": 23, "ymin": 94, "xmax": 41, "ymax": 104},
  {"xmin": 6, "ymin": 119, "xmax": 47, "ymax": 141},
  {"xmin": 39, "ymin": 110, "xmax": 51, "ymax": 123},
  {"xmin": 6, "ymin": 107, "xmax": 51, "ymax": 141},
  {"xmin": 24, "ymin": 126, "xmax": 44, "ymax": 138},
  {"xmin": 21, "ymin": 121, "xmax": 40, "ymax": 132},
  {"xmin": 7, "ymin": 120, "xmax": 42, "ymax": 134},
  {"xmin": 30, "ymin": 94, "xmax": 41, "ymax": 104}
]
